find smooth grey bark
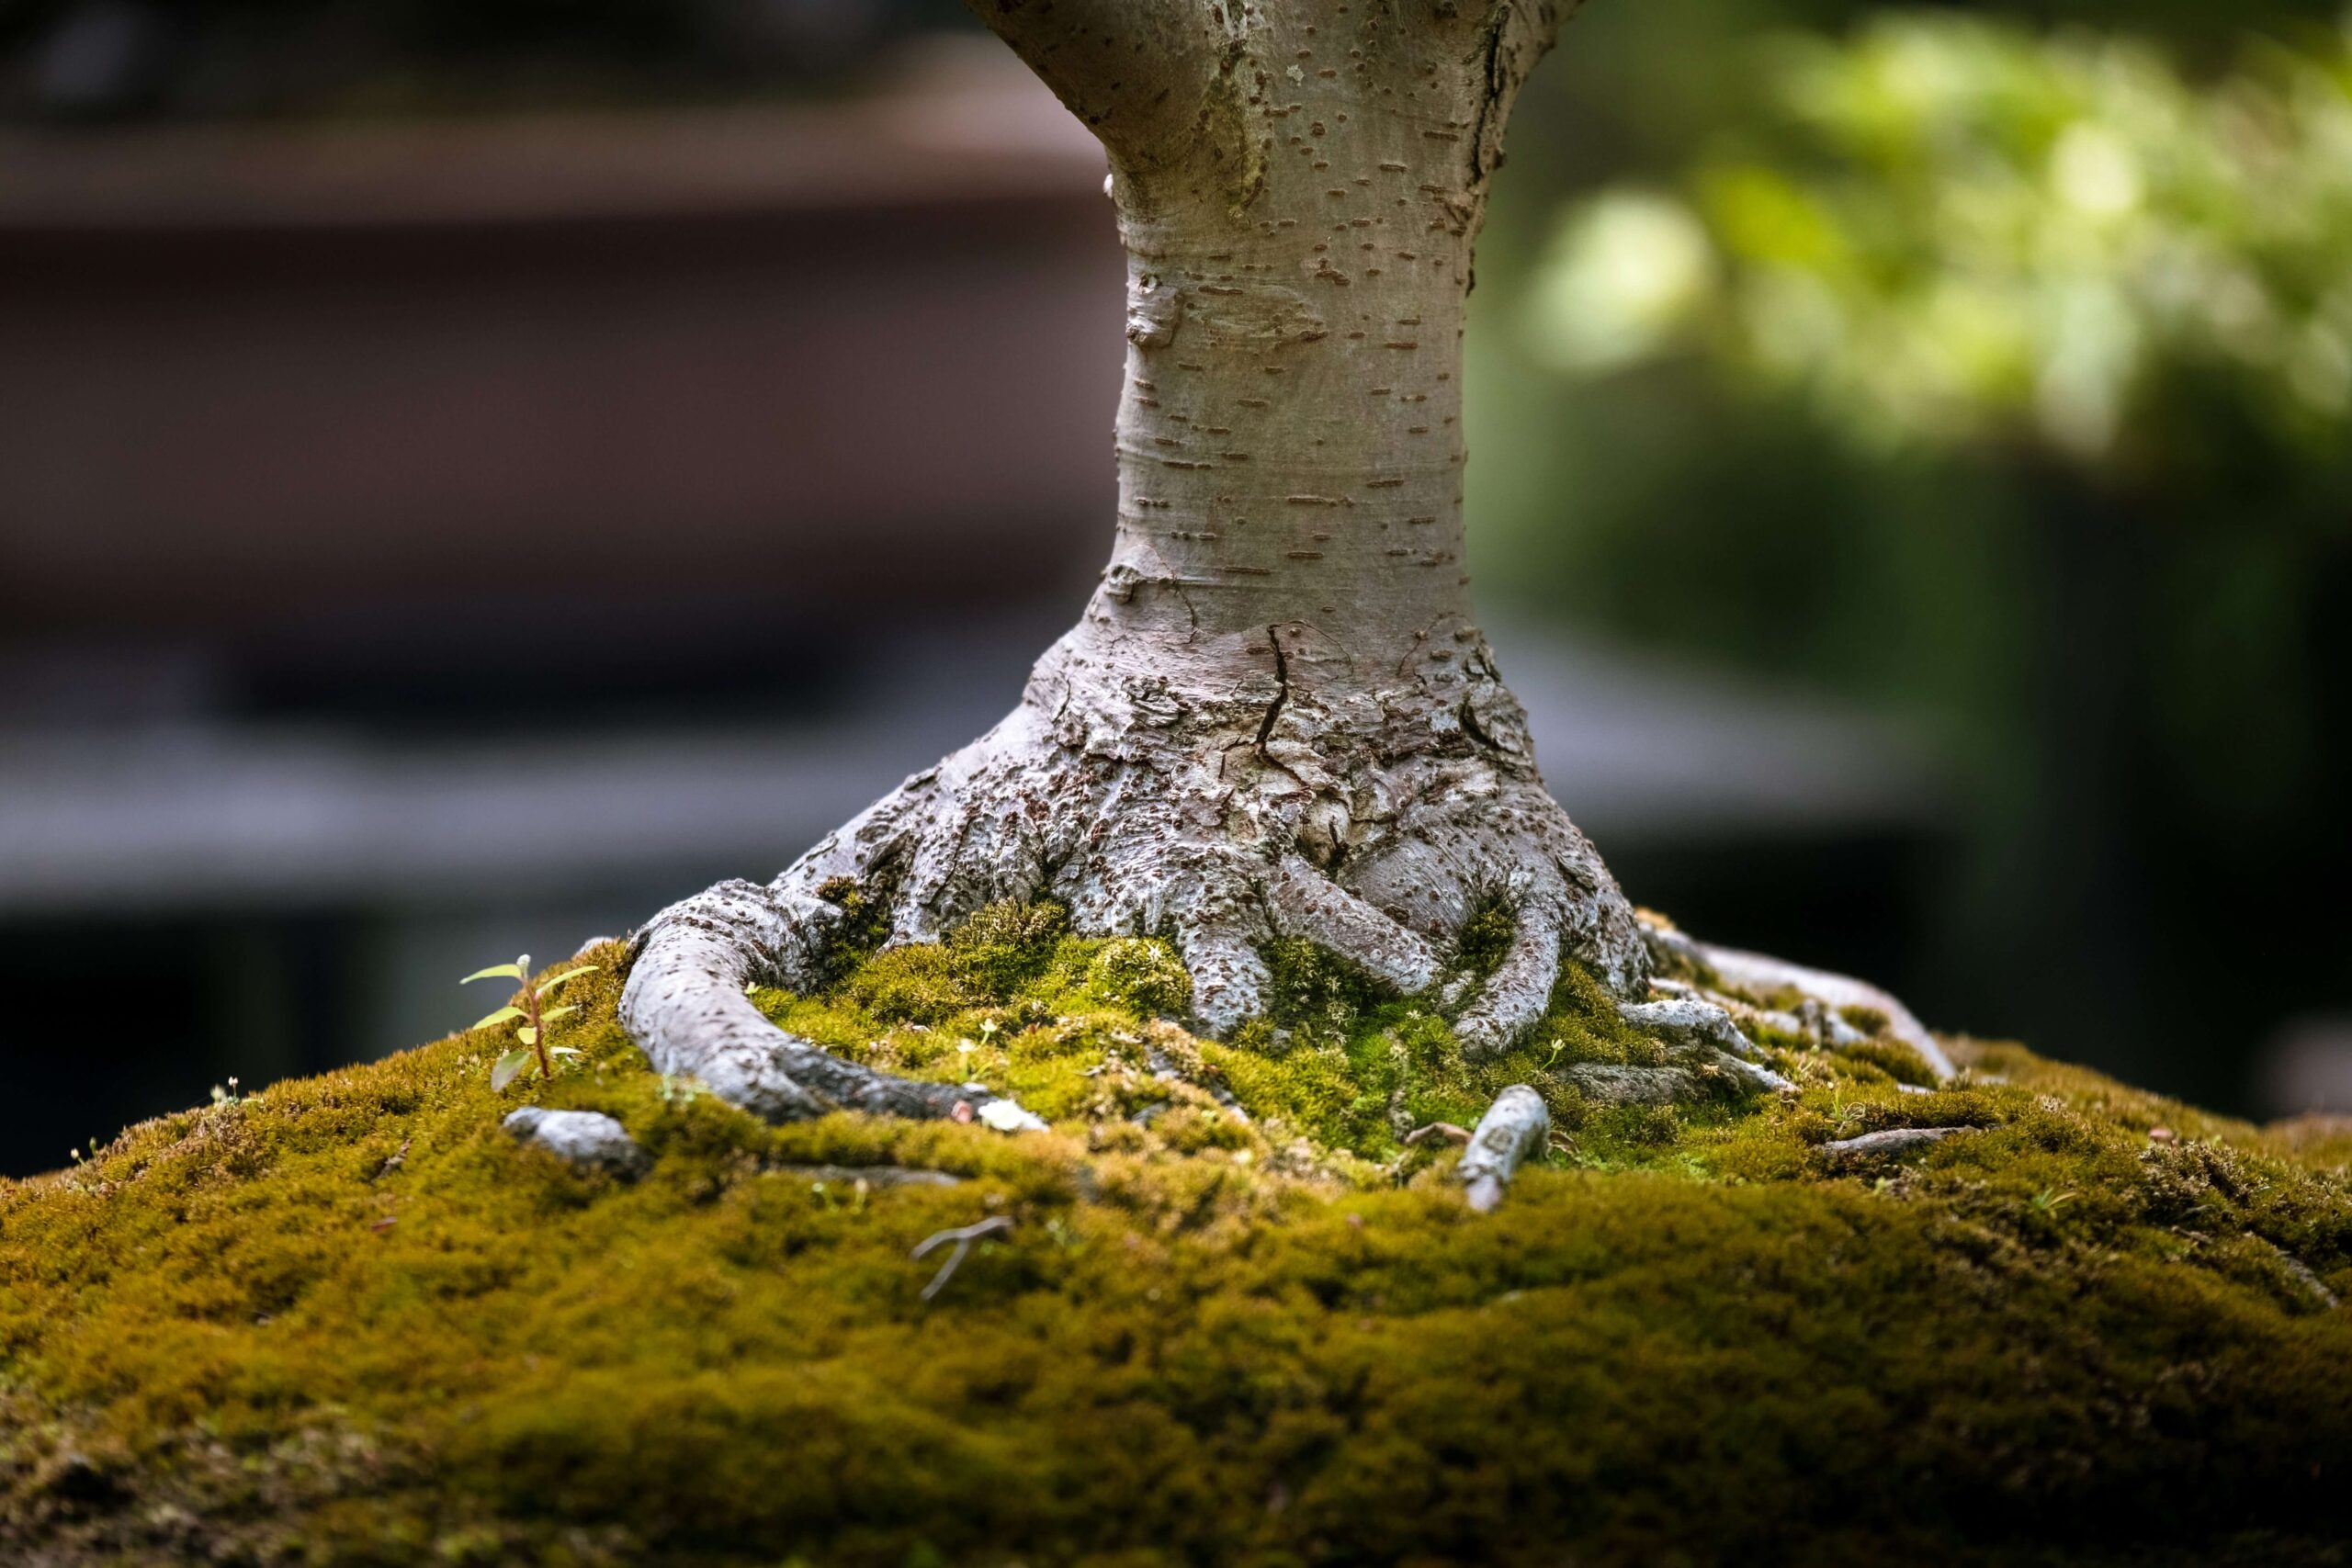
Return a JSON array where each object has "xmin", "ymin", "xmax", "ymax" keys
[
  {"xmin": 1642, "ymin": 924, "xmax": 1957, "ymax": 1079},
  {"xmin": 1818, "ymin": 1127, "xmax": 1970, "ymax": 1161},
  {"xmin": 1457, "ymin": 1084, "xmax": 1550, "ymax": 1212},
  {"xmin": 620, "ymin": 1, "xmax": 1944, "ymax": 1138},
  {"xmin": 503, "ymin": 1109, "xmax": 650, "ymax": 1178}
]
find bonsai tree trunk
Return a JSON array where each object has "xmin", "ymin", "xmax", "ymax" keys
[{"xmin": 621, "ymin": 0, "xmax": 1938, "ymax": 1124}]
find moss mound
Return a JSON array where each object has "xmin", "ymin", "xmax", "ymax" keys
[{"xmin": 4, "ymin": 908, "xmax": 2349, "ymax": 1566}]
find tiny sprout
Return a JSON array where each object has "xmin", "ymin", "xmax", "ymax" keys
[{"xmin": 463, "ymin": 953, "xmax": 600, "ymax": 1091}]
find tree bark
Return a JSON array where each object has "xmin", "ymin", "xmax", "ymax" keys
[{"xmin": 623, "ymin": 3, "xmax": 1881, "ymax": 1131}]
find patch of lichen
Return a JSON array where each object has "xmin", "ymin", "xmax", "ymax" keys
[{"xmin": 4, "ymin": 919, "xmax": 2351, "ymax": 1567}]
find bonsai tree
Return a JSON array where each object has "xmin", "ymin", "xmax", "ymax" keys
[
  {"xmin": 15, "ymin": 14, "xmax": 2352, "ymax": 1564},
  {"xmin": 622, "ymin": 0, "xmax": 1928, "ymax": 1135}
]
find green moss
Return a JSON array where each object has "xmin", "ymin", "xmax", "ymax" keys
[
  {"xmin": 1261, "ymin": 934, "xmax": 1396, "ymax": 1038},
  {"xmin": 1838, "ymin": 1003, "xmax": 1893, "ymax": 1036},
  {"xmin": 1531, "ymin": 960, "xmax": 1670, "ymax": 1066},
  {"xmin": 1191, "ymin": 932, "xmax": 1689, "ymax": 1165},
  {"xmin": 812, "ymin": 875, "xmax": 892, "ymax": 987},
  {"xmin": 837, "ymin": 901, "xmax": 1076, "ymax": 1023},
  {"xmin": 1835, "ymin": 1037, "xmax": 1939, "ymax": 1087},
  {"xmin": 4, "ymin": 915, "xmax": 2351, "ymax": 1566},
  {"xmin": 1451, "ymin": 897, "xmax": 1520, "ymax": 983},
  {"xmin": 943, "ymin": 900, "xmax": 1069, "ymax": 998},
  {"xmin": 841, "ymin": 943, "xmax": 976, "ymax": 1025},
  {"xmin": 1081, "ymin": 937, "xmax": 1191, "ymax": 1017}
]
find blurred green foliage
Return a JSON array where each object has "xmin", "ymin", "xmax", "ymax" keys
[
  {"xmin": 1532, "ymin": 15, "xmax": 2352, "ymax": 462},
  {"xmin": 1475, "ymin": 9, "xmax": 2352, "ymax": 1111}
]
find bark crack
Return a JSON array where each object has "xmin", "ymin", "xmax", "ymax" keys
[
  {"xmin": 1252, "ymin": 623, "xmax": 1317, "ymax": 799},
  {"xmin": 1457, "ymin": 693, "xmax": 1500, "ymax": 754},
  {"xmin": 1468, "ymin": 3, "xmax": 1514, "ymax": 189},
  {"xmin": 1254, "ymin": 623, "xmax": 1293, "ymax": 763}
]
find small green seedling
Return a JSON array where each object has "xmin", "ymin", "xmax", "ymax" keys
[{"xmin": 463, "ymin": 953, "xmax": 598, "ymax": 1091}]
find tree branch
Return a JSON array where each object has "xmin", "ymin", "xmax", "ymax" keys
[
  {"xmin": 1454, "ymin": 0, "xmax": 1576, "ymax": 189},
  {"xmin": 961, "ymin": 0, "xmax": 1218, "ymax": 168}
]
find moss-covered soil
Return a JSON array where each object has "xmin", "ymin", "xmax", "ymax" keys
[{"xmin": 4, "ymin": 907, "xmax": 2349, "ymax": 1566}]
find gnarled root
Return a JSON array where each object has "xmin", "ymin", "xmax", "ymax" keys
[
  {"xmin": 618, "ymin": 622, "xmax": 1950, "ymax": 1159},
  {"xmin": 1615, "ymin": 997, "xmax": 1795, "ymax": 1094},
  {"xmin": 1636, "ymin": 915, "xmax": 1956, "ymax": 1081},
  {"xmin": 618, "ymin": 879, "xmax": 1011, "ymax": 1123},
  {"xmin": 622, "ymin": 619, "xmax": 1648, "ymax": 1127}
]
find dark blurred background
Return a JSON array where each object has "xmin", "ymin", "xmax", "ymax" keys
[{"xmin": 2, "ymin": 0, "xmax": 2346, "ymax": 1177}]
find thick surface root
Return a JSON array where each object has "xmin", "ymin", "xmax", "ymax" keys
[
  {"xmin": 623, "ymin": 622, "xmax": 1647, "ymax": 1125},
  {"xmin": 1638, "ymin": 919, "xmax": 1957, "ymax": 1081},
  {"xmin": 617, "ymin": 880, "xmax": 997, "ymax": 1123},
  {"xmin": 620, "ymin": 622, "xmax": 1946, "ymax": 1141}
]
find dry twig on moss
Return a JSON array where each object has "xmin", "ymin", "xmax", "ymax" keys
[{"xmin": 912, "ymin": 1215, "xmax": 1014, "ymax": 1303}]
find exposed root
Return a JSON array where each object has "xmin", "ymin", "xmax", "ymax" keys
[
  {"xmin": 1819, "ymin": 1127, "xmax": 1971, "ymax": 1161},
  {"xmin": 1458, "ymin": 1085, "xmax": 1549, "ymax": 1213},
  {"xmin": 1616, "ymin": 998, "xmax": 1764, "ymax": 1061},
  {"xmin": 617, "ymin": 626, "xmax": 1949, "ymax": 1166},
  {"xmin": 503, "ymin": 1109, "xmax": 649, "ymax": 1179},
  {"xmin": 622, "ymin": 620, "xmax": 1649, "ymax": 1129},
  {"xmin": 618, "ymin": 880, "xmax": 1001, "ymax": 1125},
  {"xmin": 1454, "ymin": 892, "xmax": 1565, "ymax": 1060},
  {"xmin": 1640, "ymin": 917, "xmax": 1956, "ymax": 1080},
  {"xmin": 1560, "ymin": 1063, "xmax": 1702, "ymax": 1107},
  {"xmin": 1265, "ymin": 854, "xmax": 1440, "ymax": 996},
  {"xmin": 775, "ymin": 1165, "xmax": 961, "ymax": 1191}
]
